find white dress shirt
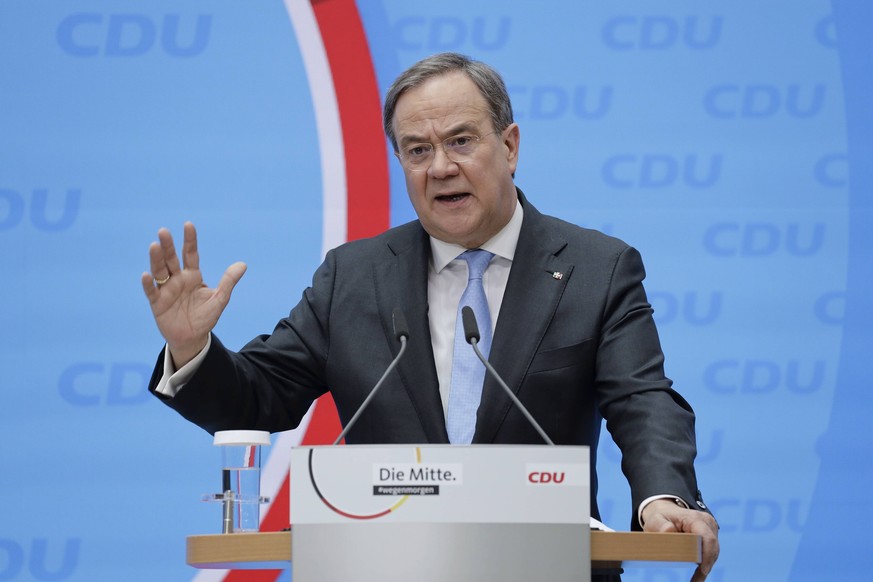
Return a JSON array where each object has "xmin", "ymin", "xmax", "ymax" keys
[{"xmin": 427, "ymin": 199, "xmax": 522, "ymax": 417}]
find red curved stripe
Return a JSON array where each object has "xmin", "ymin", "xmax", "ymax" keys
[
  {"xmin": 314, "ymin": 0, "xmax": 390, "ymax": 242},
  {"xmin": 226, "ymin": 2, "xmax": 391, "ymax": 578}
]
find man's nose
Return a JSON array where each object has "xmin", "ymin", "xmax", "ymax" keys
[{"xmin": 428, "ymin": 145, "xmax": 459, "ymax": 179}]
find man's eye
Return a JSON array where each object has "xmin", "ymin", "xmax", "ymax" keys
[
  {"xmin": 407, "ymin": 145, "xmax": 429, "ymax": 158},
  {"xmin": 447, "ymin": 135, "xmax": 476, "ymax": 152}
]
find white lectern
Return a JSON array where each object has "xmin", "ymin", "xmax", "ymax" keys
[{"xmin": 290, "ymin": 444, "xmax": 590, "ymax": 582}]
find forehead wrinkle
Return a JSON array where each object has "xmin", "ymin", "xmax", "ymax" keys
[{"xmin": 394, "ymin": 74, "xmax": 491, "ymax": 146}]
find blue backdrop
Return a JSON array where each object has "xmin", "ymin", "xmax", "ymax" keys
[{"xmin": 1, "ymin": 1, "xmax": 870, "ymax": 580}]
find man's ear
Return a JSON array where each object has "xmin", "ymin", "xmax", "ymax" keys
[{"xmin": 503, "ymin": 123, "xmax": 520, "ymax": 174}]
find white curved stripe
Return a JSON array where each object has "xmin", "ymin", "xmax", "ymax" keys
[
  {"xmin": 191, "ymin": 2, "xmax": 345, "ymax": 579},
  {"xmin": 191, "ymin": 569, "xmax": 226, "ymax": 582},
  {"xmin": 273, "ymin": 0, "xmax": 345, "ymax": 472},
  {"xmin": 286, "ymin": 0, "xmax": 347, "ymax": 258}
]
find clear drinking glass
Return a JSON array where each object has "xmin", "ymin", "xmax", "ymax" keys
[{"xmin": 204, "ymin": 430, "xmax": 271, "ymax": 533}]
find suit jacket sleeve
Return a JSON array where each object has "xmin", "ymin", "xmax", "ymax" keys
[{"xmin": 594, "ymin": 244, "xmax": 703, "ymax": 527}]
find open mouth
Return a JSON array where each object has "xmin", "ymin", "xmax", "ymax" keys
[{"xmin": 435, "ymin": 193, "xmax": 470, "ymax": 203}]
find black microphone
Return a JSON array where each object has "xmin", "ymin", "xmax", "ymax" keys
[
  {"xmin": 462, "ymin": 305, "xmax": 555, "ymax": 445},
  {"xmin": 332, "ymin": 307, "xmax": 409, "ymax": 445},
  {"xmin": 392, "ymin": 306, "xmax": 409, "ymax": 342}
]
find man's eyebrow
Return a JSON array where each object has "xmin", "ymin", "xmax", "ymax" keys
[
  {"xmin": 397, "ymin": 122, "xmax": 482, "ymax": 147},
  {"xmin": 398, "ymin": 133, "xmax": 428, "ymax": 147},
  {"xmin": 442, "ymin": 122, "xmax": 481, "ymax": 137}
]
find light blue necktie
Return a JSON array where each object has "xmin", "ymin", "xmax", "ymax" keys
[{"xmin": 446, "ymin": 249, "xmax": 495, "ymax": 444}]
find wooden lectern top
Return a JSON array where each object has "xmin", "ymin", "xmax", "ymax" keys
[{"xmin": 186, "ymin": 530, "xmax": 701, "ymax": 571}]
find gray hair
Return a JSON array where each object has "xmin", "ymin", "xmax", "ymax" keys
[{"xmin": 383, "ymin": 52, "xmax": 514, "ymax": 151}]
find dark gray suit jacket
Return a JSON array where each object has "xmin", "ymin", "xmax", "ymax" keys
[{"xmin": 150, "ymin": 191, "xmax": 706, "ymax": 529}]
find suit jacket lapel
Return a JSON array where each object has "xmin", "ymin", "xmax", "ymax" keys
[
  {"xmin": 374, "ymin": 224, "xmax": 449, "ymax": 443},
  {"xmin": 473, "ymin": 198, "xmax": 573, "ymax": 443}
]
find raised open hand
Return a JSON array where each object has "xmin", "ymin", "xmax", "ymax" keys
[{"xmin": 140, "ymin": 222, "xmax": 246, "ymax": 368}]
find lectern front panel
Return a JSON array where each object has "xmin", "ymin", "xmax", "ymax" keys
[{"xmin": 294, "ymin": 523, "xmax": 590, "ymax": 582}]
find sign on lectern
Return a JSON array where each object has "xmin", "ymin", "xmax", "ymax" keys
[{"xmin": 290, "ymin": 444, "xmax": 590, "ymax": 582}]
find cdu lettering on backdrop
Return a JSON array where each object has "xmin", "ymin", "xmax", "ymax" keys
[
  {"xmin": 704, "ymin": 359, "xmax": 827, "ymax": 395},
  {"xmin": 602, "ymin": 154, "xmax": 722, "ymax": 189},
  {"xmin": 393, "ymin": 16, "xmax": 510, "ymax": 51},
  {"xmin": 814, "ymin": 291, "xmax": 845, "ymax": 325},
  {"xmin": 703, "ymin": 84, "xmax": 827, "ymax": 119},
  {"xmin": 57, "ymin": 13, "xmax": 211, "ymax": 57},
  {"xmin": 0, "ymin": 188, "xmax": 81, "ymax": 232},
  {"xmin": 0, "ymin": 538, "xmax": 80, "ymax": 582},
  {"xmin": 601, "ymin": 15, "xmax": 723, "ymax": 50},
  {"xmin": 59, "ymin": 362, "xmax": 152, "ymax": 406},
  {"xmin": 703, "ymin": 222, "xmax": 826, "ymax": 257},
  {"xmin": 814, "ymin": 154, "xmax": 848, "ymax": 187},
  {"xmin": 815, "ymin": 15, "xmax": 837, "ymax": 48},
  {"xmin": 509, "ymin": 85, "xmax": 613, "ymax": 121},
  {"xmin": 649, "ymin": 290, "xmax": 723, "ymax": 326}
]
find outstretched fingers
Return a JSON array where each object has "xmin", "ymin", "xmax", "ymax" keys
[
  {"xmin": 158, "ymin": 226, "xmax": 183, "ymax": 276},
  {"xmin": 148, "ymin": 239, "xmax": 172, "ymax": 285},
  {"xmin": 146, "ymin": 224, "xmax": 199, "ymax": 292},
  {"xmin": 181, "ymin": 221, "xmax": 200, "ymax": 271}
]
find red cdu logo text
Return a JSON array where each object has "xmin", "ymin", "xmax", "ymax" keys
[{"xmin": 528, "ymin": 471, "xmax": 566, "ymax": 484}]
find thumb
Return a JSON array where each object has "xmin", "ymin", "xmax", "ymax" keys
[{"xmin": 214, "ymin": 261, "xmax": 247, "ymax": 303}]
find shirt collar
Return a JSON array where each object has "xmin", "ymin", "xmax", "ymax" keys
[{"xmin": 430, "ymin": 198, "xmax": 524, "ymax": 273}]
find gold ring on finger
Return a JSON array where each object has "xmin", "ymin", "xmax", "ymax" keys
[{"xmin": 155, "ymin": 274, "xmax": 171, "ymax": 287}]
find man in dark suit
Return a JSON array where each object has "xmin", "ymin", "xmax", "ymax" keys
[{"xmin": 143, "ymin": 53, "xmax": 718, "ymax": 580}]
